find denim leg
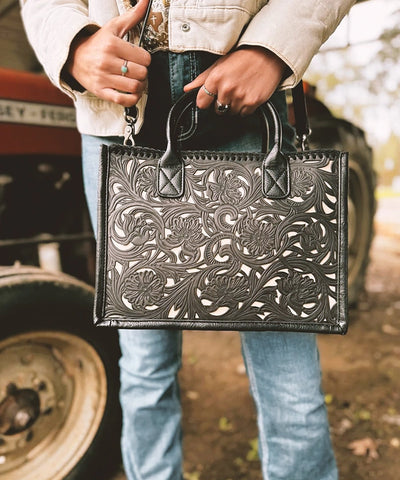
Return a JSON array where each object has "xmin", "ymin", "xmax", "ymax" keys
[
  {"xmin": 240, "ymin": 332, "xmax": 338, "ymax": 480},
  {"xmin": 119, "ymin": 329, "xmax": 183, "ymax": 480}
]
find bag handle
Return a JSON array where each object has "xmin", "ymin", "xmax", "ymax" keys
[
  {"xmin": 157, "ymin": 89, "xmax": 290, "ymax": 200},
  {"xmin": 168, "ymin": 89, "xmax": 282, "ymax": 154}
]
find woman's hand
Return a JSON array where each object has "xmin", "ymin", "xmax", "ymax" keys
[
  {"xmin": 64, "ymin": 0, "xmax": 151, "ymax": 107},
  {"xmin": 184, "ymin": 47, "xmax": 287, "ymax": 116}
]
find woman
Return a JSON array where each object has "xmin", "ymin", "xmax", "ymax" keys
[{"xmin": 20, "ymin": 1, "xmax": 354, "ymax": 479}]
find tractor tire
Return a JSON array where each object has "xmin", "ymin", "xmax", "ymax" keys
[
  {"xmin": 0, "ymin": 265, "xmax": 121, "ymax": 480},
  {"xmin": 308, "ymin": 118, "xmax": 376, "ymax": 306}
]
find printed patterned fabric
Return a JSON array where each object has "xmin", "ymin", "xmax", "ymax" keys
[{"xmin": 142, "ymin": 0, "xmax": 170, "ymax": 52}]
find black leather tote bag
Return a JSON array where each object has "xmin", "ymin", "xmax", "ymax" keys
[{"xmin": 94, "ymin": 90, "xmax": 348, "ymax": 333}]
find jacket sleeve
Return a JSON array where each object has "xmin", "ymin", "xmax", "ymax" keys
[
  {"xmin": 238, "ymin": 0, "xmax": 356, "ymax": 88},
  {"xmin": 19, "ymin": 0, "xmax": 100, "ymax": 97}
]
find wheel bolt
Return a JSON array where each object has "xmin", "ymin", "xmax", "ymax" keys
[
  {"xmin": 38, "ymin": 381, "xmax": 47, "ymax": 392},
  {"xmin": 15, "ymin": 411, "xmax": 31, "ymax": 429},
  {"xmin": 20, "ymin": 354, "xmax": 33, "ymax": 365},
  {"xmin": 5, "ymin": 383, "xmax": 17, "ymax": 395}
]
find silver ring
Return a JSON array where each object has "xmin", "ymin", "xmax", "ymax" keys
[
  {"xmin": 202, "ymin": 85, "xmax": 217, "ymax": 98},
  {"xmin": 216, "ymin": 100, "xmax": 230, "ymax": 114},
  {"xmin": 121, "ymin": 60, "xmax": 128, "ymax": 76}
]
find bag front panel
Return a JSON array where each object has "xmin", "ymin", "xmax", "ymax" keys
[{"xmin": 95, "ymin": 145, "xmax": 348, "ymax": 333}]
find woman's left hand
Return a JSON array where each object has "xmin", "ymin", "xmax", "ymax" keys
[{"xmin": 183, "ymin": 47, "xmax": 287, "ymax": 116}]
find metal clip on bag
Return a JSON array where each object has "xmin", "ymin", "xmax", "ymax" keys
[{"xmin": 95, "ymin": 89, "xmax": 348, "ymax": 333}]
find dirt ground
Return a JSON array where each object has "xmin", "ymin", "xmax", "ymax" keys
[{"xmin": 113, "ymin": 197, "xmax": 400, "ymax": 480}]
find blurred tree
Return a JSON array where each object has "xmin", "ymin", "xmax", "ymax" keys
[
  {"xmin": 375, "ymin": 132, "xmax": 400, "ymax": 186},
  {"xmin": 371, "ymin": 8, "xmax": 400, "ymax": 102},
  {"xmin": 305, "ymin": 4, "xmax": 400, "ymax": 148}
]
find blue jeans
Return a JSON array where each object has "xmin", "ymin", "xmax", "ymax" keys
[{"xmin": 81, "ymin": 52, "xmax": 337, "ymax": 480}]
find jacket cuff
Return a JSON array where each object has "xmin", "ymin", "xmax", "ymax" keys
[{"xmin": 237, "ymin": 0, "xmax": 355, "ymax": 89}]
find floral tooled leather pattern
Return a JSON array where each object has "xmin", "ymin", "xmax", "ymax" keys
[{"xmin": 100, "ymin": 146, "xmax": 346, "ymax": 329}]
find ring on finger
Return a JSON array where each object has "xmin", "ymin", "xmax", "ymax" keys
[
  {"xmin": 202, "ymin": 85, "xmax": 217, "ymax": 98},
  {"xmin": 121, "ymin": 59, "xmax": 129, "ymax": 76},
  {"xmin": 216, "ymin": 100, "xmax": 230, "ymax": 114}
]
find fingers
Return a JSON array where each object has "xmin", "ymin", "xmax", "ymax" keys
[
  {"xmin": 109, "ymin": 74, "xmax": 146, "ymax": 96},
  {"xmin": 183, "ymin": 69, "xmax": 208, "ymax": 92},
  {"xmin": 115, "ymin": 59, "xmax": 148, "ymax": 82},
  {"xmin": 184, "ymin": 68, "xmax": 216, "ymax": 109},
  {"xmin": 190, "ymin": 77, "xmax": 236, "ymax": 116},
  {"xmin": 96, "ymin": 39, "xmax": 150, "ymax": 79},
  {"xmin": 108, "ymin": 0, "xmax": 150, "ymax": 38},
  {"xmin": 183, "ymin": 48, "xmax": 286, "ymax": 117},
  {"xmin": 196, "ymin": 83, "xmax": 217, "ymax": 110},
  {"xmin": 116, "ymin": 39, "xmax": 151, "ymax": 67},
  {"xmin": 184, "ymin": 66, "xmax": 241, "ymax": 115},
  {"xmin": 90, "ymin": 55, "xmax": 148, "ymax": 106},
  {"xmin": 65, "ymin": 0, "xmax": 152, "ymax": 108},
  {"xmin": 100, "ymin": 87, "xmax": 144, "ymax": 107},
  {"xmin": 96, "ymin": 1, "xmax": 151, "ymax": 107}
]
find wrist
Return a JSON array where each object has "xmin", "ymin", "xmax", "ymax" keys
[
  {"xmin": 237, "ymin": 45, "xmax": 291, "ymax": 83},
  {"xmin": 61, "ymin": 26, "xmax": 98, "ymax": 91}
]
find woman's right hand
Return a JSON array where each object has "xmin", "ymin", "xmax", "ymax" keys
[{"xmin": 64, "ymin": 0, "xmax": 151, "ymax": 107}]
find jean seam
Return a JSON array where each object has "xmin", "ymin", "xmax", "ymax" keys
[
  {"xmin": 169, "ymin": 52, "xmax": 176, "ymax": 103},
  {"xmin": 241, "ymin": 333, "xmax": 270, "ymax": 480}
]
